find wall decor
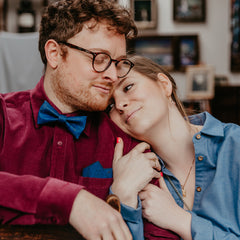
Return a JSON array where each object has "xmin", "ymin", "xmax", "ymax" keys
[
  {"xmin": 127, "ymin": 34, "xmax": 199, "ymax": 71},
  {"xmin": 128, "ymin": 35, "xmax": 175, "ymax": 71},
  {"xmin": 173, "ymin": 0, "xmax": 206, "ymax": 23},
  {"xmin": 231, "ymin": 0, "xmax": 240, "ymax": 72},
  {"xmin": 186, "ymin": 65, "xmax": 215, "ymax": 100},
  {"xmin": 130, "ymin": 0, "xmax": 157, "ymax": 29},
  {"xmin": 0, "ymin": 0, "xmax": 7, "ymax": 31},
  {"xmin": 177, "ymin": 35, "xmax": 199, "ymax": 71}
]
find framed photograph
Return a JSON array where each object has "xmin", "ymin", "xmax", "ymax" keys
[
  {"xmin": 186, "ymin": 65, "xmax": 215, "ymax": 100},
  {"xmin": 177, "ymin": 35, "xmax": 199, "ymax": 71},
  {"xmin": 131, "ymin": 0, "xmax": 157, "ymax": 29},
  {"xmin": 231, "ymin": 0, "xmax": 240, "ymax": 72},
  {"xmin": 0, "ymin": 0, "xmax": 4, "ymax": 30},
  {"xmin": 0, "ymin": 0, "xmax": 7, "ymax": 31},
  {"xmin": 128, "ymin": 36, "xmax": 175, "ymax": 71},
  {"xmin": 173, "ymin": 0, "xmax": 206, "ymax": 22}
]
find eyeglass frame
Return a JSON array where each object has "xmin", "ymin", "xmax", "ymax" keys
[{"xmin": 58, "ymin": 41, "xmax": 134, "ymax": 78}]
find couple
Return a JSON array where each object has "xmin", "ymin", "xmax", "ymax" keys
[{"xmin": 0, "ymin": 1, "xmax": 239, "ymax": 240}]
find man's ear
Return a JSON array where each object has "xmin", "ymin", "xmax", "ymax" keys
[
  {"xmin": 44, "ymin": 40, "xmax": 61, "ymax": 69},
  {"xmin": 157, "ymin": 73, "xmax": 173, "ymax": 97}
]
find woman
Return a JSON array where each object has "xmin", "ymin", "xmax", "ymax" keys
[{"xmin": 108, "ymin": 56, "xmax": 240, "ymax": 239}]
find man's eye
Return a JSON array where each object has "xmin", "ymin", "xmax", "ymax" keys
[{"xmin": 124, "ymin": 84, "xmax": 133, "ymax": 92}]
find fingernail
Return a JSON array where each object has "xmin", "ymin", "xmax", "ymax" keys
[
  {"xmin": 117, "ymin": 137, "xmax": 121, "ymax": 143},
  {"xmin": 160, "ymin": 172, "xmax": 163, "ymax": 177}
]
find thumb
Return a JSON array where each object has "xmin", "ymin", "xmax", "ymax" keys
[{"xmin": 113, "ymin": 137, "xmax": 124, "ymax": 167}]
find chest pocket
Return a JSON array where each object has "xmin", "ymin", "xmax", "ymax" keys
[{"xmin": 78, "ymin": 176, "xmax": 113, "ymax": 200}]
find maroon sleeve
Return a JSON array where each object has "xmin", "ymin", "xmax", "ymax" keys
[{"xmin": 0, "ymin": 172, "xmax": 83, "ymax": 225}]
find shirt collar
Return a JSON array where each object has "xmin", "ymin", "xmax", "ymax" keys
[
  {"xmin": 30, "ymin": 76, "xmax": 92, "ymax": 137},
  {"xmin": 189, "ymin": 111, "xmax": 224, "ymax": 138}
]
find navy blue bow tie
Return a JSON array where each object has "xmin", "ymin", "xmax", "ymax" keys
[{"xmin": 37, "ymin": 101, "xmax": 87, "ymax": 139}]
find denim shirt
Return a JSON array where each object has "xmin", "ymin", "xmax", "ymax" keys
[{"xmin": 119, "ymin": 112, "xmax": 240, "ymax": 240}]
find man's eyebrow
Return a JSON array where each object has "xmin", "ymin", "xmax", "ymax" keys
[{"xmin": 90, "ymin": 48, "xmax": 127, "ymax": 59}]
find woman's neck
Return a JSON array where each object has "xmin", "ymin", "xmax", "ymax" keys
[{"xmin": 145, "ymin": 111, "xmax": 200, "ymax": 173}]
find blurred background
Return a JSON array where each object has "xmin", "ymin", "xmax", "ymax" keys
[{"xmin": 0, "ymin": 0, "xmax": 240, "ymax": 124}]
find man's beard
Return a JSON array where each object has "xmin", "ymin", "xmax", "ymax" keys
[{"xmin": 51, "ymin": 70, "xmax": 112, "ymax": 112}]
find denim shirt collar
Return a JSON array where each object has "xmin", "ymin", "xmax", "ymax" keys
[
  {"xmin": 189, "ymin": 111, "xmax": 224, "ymax": 138},
  {"xmin": 158, "ymin": 112, "xmax": 224, "ymax": 176}
]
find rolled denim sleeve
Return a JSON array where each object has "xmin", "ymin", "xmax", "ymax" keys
[
  {"xmin": 191, "ymin": 212, "xmax": 240, "ymax": 240},
  {"xmin": 109, "ymin": 188, "xmax": 144, "ymax": 240}
]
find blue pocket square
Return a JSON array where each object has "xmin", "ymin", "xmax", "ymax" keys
[{"xmin": 82, "ymin": 161, "xmax": 113, "ymax": 178}]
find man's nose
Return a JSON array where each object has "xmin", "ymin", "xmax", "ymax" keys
[{"xmin": 103, "ymin": 62, "xmax": 118, "ymax": 83}]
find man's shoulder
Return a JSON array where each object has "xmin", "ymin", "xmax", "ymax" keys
[
  {"xmin": 0, "ymin": 90, "xmax": 31, "ymax": 108},
  {"xmin": 95, "ymin": 112, "xmax": 140, "ymax": 149}
]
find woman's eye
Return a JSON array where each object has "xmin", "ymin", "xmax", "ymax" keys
[{"xmin": 124, "ymin": 84, "xmax": 133, "ymax": 92}]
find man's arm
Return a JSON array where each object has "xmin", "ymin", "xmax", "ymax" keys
[
  {"xmin": 69, "ymin": 189, "xmax": 132, "ymax": 240},
  {"xmin": 0, "ymin": 172, "xmax": 132, "ymax": 240}
]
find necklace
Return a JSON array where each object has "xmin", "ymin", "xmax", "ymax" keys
[{"xmin": 181, "ymin": 158, "xmax": 195, "ymax": 197}]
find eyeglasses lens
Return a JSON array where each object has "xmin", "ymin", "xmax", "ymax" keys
[{"xmin": 93, "ymin": 53, "xmax": 132, "ymax": 78}]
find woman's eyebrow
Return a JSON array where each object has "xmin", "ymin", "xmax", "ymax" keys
[{"xmin": 116, "ymin": 77, "xmax": 127, "ymax": 89}]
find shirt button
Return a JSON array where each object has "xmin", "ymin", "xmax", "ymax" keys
[
  {"xmin": 196, "ymin": 186, "xmax": 202, "ymax": 192},
  {"xmin": 198, "ymin": 156, "xmax": 203, "ymax": 161},
  {"xmin": 57, "ymin": 141, "xmax": 63, "ymax": 146},
  {"xmin": 196, "ymin": 134, "xmax": 201, "ymax": 140}
]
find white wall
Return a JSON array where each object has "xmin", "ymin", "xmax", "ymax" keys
[{"xmin": 6, "ymin": 0, "xmax": 240, "ymax": 99}]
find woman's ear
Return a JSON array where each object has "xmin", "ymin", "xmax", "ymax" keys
[
  {"xmin": 44, "ymin": 40, "xmax": 61, "ymax": 69},
  {"xmin": 157, "ymin": 73, "xmax": 172, "ymax": 97}
]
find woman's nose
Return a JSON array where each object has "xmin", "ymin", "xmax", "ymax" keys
[{"xmin": 115, "ymin": 99, "xmax": 128, "ymax": 113}]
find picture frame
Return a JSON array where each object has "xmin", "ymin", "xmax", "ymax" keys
[
  {"xmin": 130, "ymin": 0, "xmax": 157, "ymax": 29},
  {"xmin": 0, "ymin": 0, "xmax": 7, "ymax": 31},
  {"xmin": 128, "ymin": 36, "xmax": 175, "ymax": 71},
  {"xmin": 231, "ymin": 0, "xmax": 240, "ymax": 72},
  {"xmin": 177, "ymin": 35, "xmax": 199, "ymax": 71},
  {"xmin": 186, "ymin": 65, "xmax": 215, "ymax": 100},
  {"xmin": 173, "ymin": 0, "xmax": 206, "ymax": 23},
  {"xmin": 0, "ymin": 0, "xmax": 4, "ymax": 30}
]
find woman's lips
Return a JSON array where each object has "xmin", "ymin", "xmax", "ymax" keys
[{"xmin": 126, "ymin": 107, "xmax": 141, "ymax": 123}]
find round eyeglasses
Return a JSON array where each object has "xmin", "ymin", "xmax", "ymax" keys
[{"xmin": 58, "ymin": 41, "xmax": 134, "ymax": 78}]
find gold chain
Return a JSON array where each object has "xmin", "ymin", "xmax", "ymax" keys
[{"xmin": 181, "ymin": 158, "xmax": 195, "ymax": 197}]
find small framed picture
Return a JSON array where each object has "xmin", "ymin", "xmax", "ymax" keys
[
  {"xmin": 173, "ymin": 0, "xmax": 206, "ymax": 23},
  {"xmin": 177, "ymin": 35, "xmax": 199, "ymax": 71},
  {"xmin": 0, "ymin": 0, "xmax": 5, "ymax": 31},
  {"xmin": 131, "ymin": 0, "xmax": 157, "ymax": 29},
  {"xmin": 186, "ymin": 65, "xmax": 215, "ymax": 100},
  {"xmin": 128, "ymin": 36, "xmax": 175, "ymax": 71}
]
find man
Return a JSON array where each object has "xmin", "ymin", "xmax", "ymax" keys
[{"xmin": 0, "ymin": 0, "xmax": 137, "ymax": 239}]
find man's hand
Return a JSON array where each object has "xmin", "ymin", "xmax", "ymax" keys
[{"xmin": 69, "ymin": 189, "xmax": 132, "ymax": 240}]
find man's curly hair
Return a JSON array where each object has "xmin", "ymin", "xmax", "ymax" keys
[{"xmin": 39, "ymin": 0, "xmax": 137, "ymax": 65}]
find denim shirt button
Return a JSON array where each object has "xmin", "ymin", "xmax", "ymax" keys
[
  {"xmin": 198, "ymin": 156, "xmax": 203, "ymax": 161},
  {"xmin": 196, "ymin": 186, "xmax": 202, "ymax": 192},
  {"xmin": 196, "ymin": 134, "xmax": 201, "ymax": 140}
]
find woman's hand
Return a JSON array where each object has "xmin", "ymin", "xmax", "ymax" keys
[
  {"xmin": 139, "ymin": 177, "xmax": 192, "ymax": 240},
  {"xmin": 111, "ymin": 137, "xmax": 161, "ymax": 208}
]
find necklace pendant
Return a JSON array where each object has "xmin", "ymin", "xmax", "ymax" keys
[{"xmin": 181, "ymin": 186, "xmax": 186, "ymax": 197}]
